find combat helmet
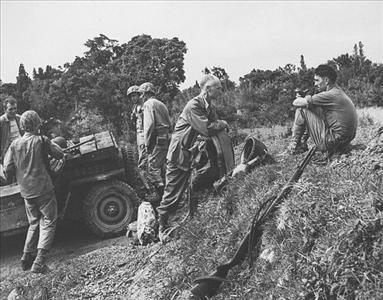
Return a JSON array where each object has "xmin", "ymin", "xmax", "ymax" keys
[
  {"xmin": 127, "ymin": 85, "xmax": 140, "ymax": 97},
  {"xmin": 138, "ymin": 82, "xmax": 156, "ymax": 95}
]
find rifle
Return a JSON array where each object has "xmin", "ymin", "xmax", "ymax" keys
[{"xmin": 190, "ymin": 146, "xmax": 317, "ymax": 299}]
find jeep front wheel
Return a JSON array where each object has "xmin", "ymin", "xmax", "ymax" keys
[
  {"xmin": 121, "ymin": 145, "xmax": 136, "ymax": 188},
  {"xmin": 83, "ymin": 181, "xmax": 138, "ymax": 238}
]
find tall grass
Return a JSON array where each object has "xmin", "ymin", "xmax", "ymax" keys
[
  {"xmin": 357, "ymin": 107, "xmax": 383, "ymax": 126},
  {"xmin": 163, "ymin": 122, "xmax": 383, "ymax": 300}
]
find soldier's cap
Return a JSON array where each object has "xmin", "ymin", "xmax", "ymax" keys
[{"xmin": 127, "ymin": 85, "xmax": 140, "ymax": 97}]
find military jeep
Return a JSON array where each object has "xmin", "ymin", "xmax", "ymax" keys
[{"xmin": 0, "ymin": 131, "xmax": 139, "ymax": 239}]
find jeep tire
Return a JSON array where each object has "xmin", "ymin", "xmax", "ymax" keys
[
  {"xmin": 121, "ymin": 145, "xmax": 136, "ymax": 188},
  {"xmin": 83, "ymin": 180, "xmax": 138, "ymax": 238}
]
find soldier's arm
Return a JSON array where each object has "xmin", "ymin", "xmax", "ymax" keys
[
  {"xmin": 3, "ymin": 144, "xmax": 16, "ymax": 180},
  {"xmin": 307, "ymin": 91, "xmax": 336, "ymax": 108},
  {"xmin": 46, "ymin": 137, "xmax": 64, "ymax": 160},
  {"xmin": 143, "ymin": 103, "xmax": 155, "ymax": 148},
  {"xmin": 188, "ymin": 102, "xmax": 228, "ymax": 136}
]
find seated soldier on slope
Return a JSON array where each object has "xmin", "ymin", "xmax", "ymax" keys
[{"xmin": 287, "ymin": 64, "xmax": 358, "ymax": 158}]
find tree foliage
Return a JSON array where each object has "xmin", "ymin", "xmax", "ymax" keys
[
  {"xmin": 234, "ymin": 41, "xmax": 382, "ymax": 127},
  {"xmin": 0, "ymin": 39, "xmax": 381, "ymax": 138},
  {"xmin": 0, "ymin": 34, "xmax": 187, "ymax": 139},
  {"xmin": 203, "ymin": 66, "xmax": 236, "ymax": 91}
]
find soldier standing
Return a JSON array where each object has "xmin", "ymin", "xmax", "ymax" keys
[
  {"xmin": 139, "ymin": 82, "xmax": 171, "ymax": 201},
  {"xmin": 0, "ymin": 96, "xmax": 23, "ymax": 164},
  {"xmin": 127, "ymin": 85, "xmax": 147, "ymax": 173},
  {"xmin": 3, "ymin": 110, "xmax": 64, "ymax": 273}
]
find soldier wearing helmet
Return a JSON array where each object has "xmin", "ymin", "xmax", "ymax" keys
[
  {"xmin": 127, "ymin": 85, "xmax": 147, "ymax": 173},
  {"xmin": 3, "ymin": 110, "xmax": 64, "ymax": 274},
  {"xmin": 138, "ymin": 82, "xmax": 171, "ymax": 201}
]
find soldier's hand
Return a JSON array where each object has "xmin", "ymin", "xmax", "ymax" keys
[
  {"xmin": 220, "ymin": 120, "xmax": 229, "ymax": 132},
  {"xmin": 64, "ymin": 152, "xmax": 74, "ymax": 160}
]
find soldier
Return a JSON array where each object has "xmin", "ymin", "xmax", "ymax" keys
[
  {"xmin": 287, "ymin": 64, "xmax": 358, "ymax": 158},
  {"xmin": 3, "ymin": 110, "xmax": 65, "ymax": 273},
  {"xmin": 0, "ymin": 96, "xmax": 23, "ymax": 164},
  {"xmin": 127, "ymin": 85, "xmax": 147, "ymax": 173},
  {"xmin": 139, "ymin": 82, "xmax": 171, "ymax": 200},
  {"xmin": 157, "ymin": 74, "xmax": 229, "ymax": 243}
]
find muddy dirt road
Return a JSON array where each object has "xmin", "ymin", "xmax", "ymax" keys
[{"xmin": 0, "ymin": 221, "xmax": 128, "ymax": 281}]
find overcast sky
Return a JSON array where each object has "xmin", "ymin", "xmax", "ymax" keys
[{"xmin": 1, "ymin": 1, "xmax": 382, "ymax": 88}]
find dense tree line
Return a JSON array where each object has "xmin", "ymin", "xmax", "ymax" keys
[
  {"xmin": 237, "ymin": 43, "xmax": 382, "ymax": 126},
  {"xmin": 1, "ymin": 38, "xmax": 382, "ymax": 139},
  {"xmin": 0, "ymin": 34, "xmax": 187, "ymax": 140}
]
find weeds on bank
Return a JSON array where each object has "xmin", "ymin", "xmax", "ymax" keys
[
  {"xmin": 1, "ymin": 112, "xmax": 382, "ymax": 299},
  {"xmin": 163, "ymin": 118, "xmax": 382, "ymax": 299}
]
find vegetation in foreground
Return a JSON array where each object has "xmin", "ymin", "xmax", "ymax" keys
[{"xmin": 1, "ymin": 113, "xmax": 382, "ymax": 300}]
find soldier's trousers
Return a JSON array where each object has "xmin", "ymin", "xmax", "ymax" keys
[
  {"xmin": 137, "ymin": 132, "xmax": 147, "ymax": 171},
  {"xmin": 157, "ymin": 162, "xmax": 191, "ymax": 217},
  {"xmin": 292, "ymin": 107, "xmax": 355, "ymax": 153},
  {"xmin": 23, "ymin": 190, "xmax": 57, "ymax": 252},
  {"xmin": 147, "ymin": 140, "xmax": 168, "ymax": 188}
]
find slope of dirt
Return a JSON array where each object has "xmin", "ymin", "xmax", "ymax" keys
[{"xmin": 1, "ymin": 119, "xmax": 382, "ymax": 300}]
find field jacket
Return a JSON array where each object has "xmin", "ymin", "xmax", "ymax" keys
[
  {"xmin": 166, "ymin": 95, "xmax": 228, "ymax": 171},
  {"xmin": 0, "ymin": 113, "xmax": 22, "ymax": 163},
  {"xmin": 143, "ymin": 97, "xmax": 172, "ymax": 151},
  {"xmin": 4, "ymin": 133, "xmax": 64, "ymax": 198}
]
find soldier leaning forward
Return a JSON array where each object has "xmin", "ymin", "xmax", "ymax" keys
[{"xmin": 157, "ymin": 75, "xmax": 229, "ymax": 243}]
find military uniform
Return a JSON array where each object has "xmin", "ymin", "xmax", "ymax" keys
[
  {"xmin": 0, "ymin": 113, "xmax": 22, "ymax": 163},
  {"xmin": 292, "ymin": 84, "xmax": 358, "ymax": 154},
  {"xmin": 4, "ymin": 133, "xmax": 64, "ymax": 251},
  {"xmin": 157, "ymin": 95, "xmax": 227, "ymax": 218},
  {"xmin": 131, "ymin": 103, "xmax": 147, "ymax": 171},
  {"xmin": 143, "ymin": 97, "xmax": 171, "ymax": 189}
]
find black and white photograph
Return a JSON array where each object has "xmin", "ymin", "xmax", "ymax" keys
[{"xmin": 1, "ymin": 1, "xmax": 382, "ymax": 299}]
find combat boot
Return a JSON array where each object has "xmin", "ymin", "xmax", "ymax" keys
[
  {"xmin": 31, "ymin": 249, "xmax": 48, "ymax": 274},
  {"xmin": 158, "ymin": 214, "xmax": 170, "ymax": 243},
  {"xmin": 21, "ymin": 252, "xmax": 36, "ymax": 271}
]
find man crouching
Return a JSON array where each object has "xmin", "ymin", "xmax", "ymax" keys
[{"xmin": 3, "ymin": 110, "xmax": 64, "ymax": 273}]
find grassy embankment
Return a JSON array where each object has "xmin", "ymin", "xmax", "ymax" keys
[{"xmin": 1, "ymin": 108, "xmax": 382, "ymax": 300}]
